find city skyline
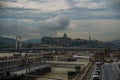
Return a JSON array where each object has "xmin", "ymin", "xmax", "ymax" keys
[{"xmin": 0, "ymin": 0, "xmax": 120, "ymax": 41}]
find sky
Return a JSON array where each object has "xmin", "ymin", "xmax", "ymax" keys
[{"xmin": 0, "ymin": 0, "xmax": 120, "ymax": 41}]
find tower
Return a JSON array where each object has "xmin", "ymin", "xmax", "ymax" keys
[{"xmin": 15, "ymin": 36, "xmax": 22, "ymax": 49}]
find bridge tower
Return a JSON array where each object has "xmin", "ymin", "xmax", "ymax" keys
[{"xmin": 15, "ymin": 36, "xmax": 22, "ymax": 49}]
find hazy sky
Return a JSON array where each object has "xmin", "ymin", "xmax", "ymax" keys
[{"xmin": 0, "ymin": 0, "xmax": 120, "ymax": 41}]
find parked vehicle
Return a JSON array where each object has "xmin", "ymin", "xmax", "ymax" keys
[
  {"xmin": 93, "ymin": 71, "xmax": 100, "ymax": 79},
  {"xmin": 94, "ymin": 70, "xmax": 101, "ymax": 75},
  {"xmin": 95, "ymin": 62, "xmax": 102, "ymax": 66},
  {"xmin": 93, "ymin": 61, "xmax": 101, "ymax": 80},
  {"xmin": 113, "ymin": 58, "xmax": 119, "ymax": 62},
  {"xmin": 106, "ymin": 58, "xmax": 113, "ymax": 63}
]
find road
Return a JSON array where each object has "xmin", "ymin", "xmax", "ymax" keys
[{"xmin": 90, "ymin": 62, "xmax": 120, "ymax": 80}]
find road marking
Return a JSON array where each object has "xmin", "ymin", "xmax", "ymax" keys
[
  {"xmin": 116, "ymin": 64, "xmax": 120, "ymax": 71},
  {"xmin": 102, "ymin": 70, "xmax": 104, "ymax": 80}
]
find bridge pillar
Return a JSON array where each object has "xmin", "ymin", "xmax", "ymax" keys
[{"xmin": 16, "ymin": 36, "xmax": 22, "ymax": 49}]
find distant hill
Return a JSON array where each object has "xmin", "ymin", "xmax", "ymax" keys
[
  {"xmin": 0, "ymin": 36, "xmax": 15, "ymax": 43},
  {"xmin": 0, "ymin": 36, "xmax": 119, "ymax": 48},
  {"xmin": 111, "ymin": 39, "xmax": 120, "ymax": 47},
  {"xmin": 0, "ymin": 36, "xmax": 15, "ymax": 48},
  {"xmin": 23, "ymin": 39, "xmax": 41, "ymax": 44},
  {"xmin": 0, "ymin": 36, "xmax": 41, "ymax": 48}
]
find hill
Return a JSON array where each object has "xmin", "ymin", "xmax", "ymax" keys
[
  {"xmin": 0, "ymin": 36, "xmax": 15, "ymax": 48},
  {"xmin": 0, "ymin": 36, "xmax": 119, "ymax": 48},
  {"xmin": 23, "ymin": 39, "xmax": 41, "ymax": 44},
  {"xmin": 111, "ymin": 39, "xmax": 120, "ymax": 47}
]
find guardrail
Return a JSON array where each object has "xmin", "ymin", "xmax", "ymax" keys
[
  {"xmin": 82, "ymin": 62, "xmax": 93, "ymax": 80},
  {"xmin": 71, "ymin": 62, "xmax": 93, "ymax": 80}
]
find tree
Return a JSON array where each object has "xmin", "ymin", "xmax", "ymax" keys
[
  {"xmin": 75, "ymin": 66, "xmax": 81, "ymax": 73},
  {"xmin": 104, "ymin": 48, "xmax": 112, "ymax": 58}
]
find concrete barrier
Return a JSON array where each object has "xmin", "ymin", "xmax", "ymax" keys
[{"xmin": 71, "ymin": 62, "xmax": 93, "ymax": 80}]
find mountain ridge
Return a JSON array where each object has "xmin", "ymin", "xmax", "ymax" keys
[{"xmin": 0, "ymin": 36, "xmax": 119, "ymax": 48}]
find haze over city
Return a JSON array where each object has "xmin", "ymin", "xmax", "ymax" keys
[{"xmin": 0, "ymin": 0, "xmax": 120, "ymax": 41}]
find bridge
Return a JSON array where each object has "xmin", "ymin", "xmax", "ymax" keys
[
  {"xmin": 1, "ymin": 47, "xmax": 104, "ymax": 52},
  {"xmin": 1, "ymin": 47, "xmax": 119, "ymax": 53}
]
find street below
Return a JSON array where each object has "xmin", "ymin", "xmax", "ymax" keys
[{"xmin": 90, "ymin": 62, "xmax": 120, "ymax": 80}]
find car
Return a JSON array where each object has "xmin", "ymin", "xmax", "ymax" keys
[
  {"xmin": 95, "ymin": 62, "xmax": 101, "ymax": 66},
  {"xmin": 95, "ymin": 65, "xmax": 101, "ymax": 69},
  {"xmin": 94, "ymin": 70, "xmax": 101, "ymax": 75},
  {"xmin": 106, "ymin": 59, "xmax": 113, "ymax": 63},
  {"xmin": 95, "ymin": 65, "xmax": 101, "ymax": 68},
  {"xmin": 93, "ymin": 71, "xmax": 100, "ymax": 79},
  {"xmin": 95, "ymin": 62, "xmax": 102, "ymax": 68},
  {"xmin": 113, "ymin": 58, "xmax": 119, "ymax": 62}
]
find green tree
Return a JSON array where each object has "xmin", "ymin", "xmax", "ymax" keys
[{"xmin": 104, "ymin": 48, "xmax": 112, "ymax": 58}]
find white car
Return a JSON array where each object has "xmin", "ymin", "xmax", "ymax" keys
[
  {"xmin": 94, "ymin": 69, "xmax": 101, "ymax": 75},
  {"xmin": 93, "ymin": 71, "xmax": 100, "ymax": 79},
  {"xmin": 95, "ymin": 62, "xmax": 101, "ymax": 65},
  {"xmin": 106, "ymin": 58, "xmax": 113, "ymax": 63},
  {"xmin": 95, "ymin": 62, "xmax": 101, "ymax": 67}
]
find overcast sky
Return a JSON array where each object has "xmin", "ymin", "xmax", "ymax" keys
[{"xmin": 0, "ymin": 0, "xmax": 120, "ymax": 41}]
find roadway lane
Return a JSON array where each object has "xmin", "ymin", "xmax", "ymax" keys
[
  {"xmin": 90, "ymin": 62, "xmax": 120, "ymax": 80},
  {"xmin": 101, "ymin": 63, "xmax": 120, "ymax": 80},
  {"xmin": 90, "ymin": 64, "xmax": 102, "ymax": 80},
  {"xmin": 102, "ymin": 63, "xmax": 114, "ymax": 80}
]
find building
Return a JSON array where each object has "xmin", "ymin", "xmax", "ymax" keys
[{"xmin": 41, "ymin": 33, "xmax": 72, "ymax": 47}]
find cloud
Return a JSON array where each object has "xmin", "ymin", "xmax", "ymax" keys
[
  {"xmin": 0, "ymin": 0, "xmax": 120, "ymax": 41},
  {"xmin": 66, "ymin": 19, "xmax": 120, "ymax": 41},
  {"xmin": 0, "ymin": 22, "xmax": 32, "ymax": 38},
  {"xmin": 0, "ymin": 16, "xmax": 70, "ymax": 39},
  {"xmin": 0, "ymin": 19, "xmax": 119, "ymax": 41},
  {"xmin": 38, "ymin": 16, "xmax": 70, "ymax": 31},
  {"xmin": 31, "ymin": 16, "xmax": 70, "ymax": 37},
  {"xmin": 108, "ymin": 0, "xmax": 120, "ymax": 9},
  {"xmin": 0, "ymin": 0, "xmax": 120, "ymax": 20},
  {"xmin": 66, "ymin": 0, "xmax": 107, "ymax": 9},
  {"xmin": 0, "ymin": 0, "xmax": 70, "ymax": 13},
  {"xmin": 0, "ymin": 0, "xmax": 17, "ymax": 2}
]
